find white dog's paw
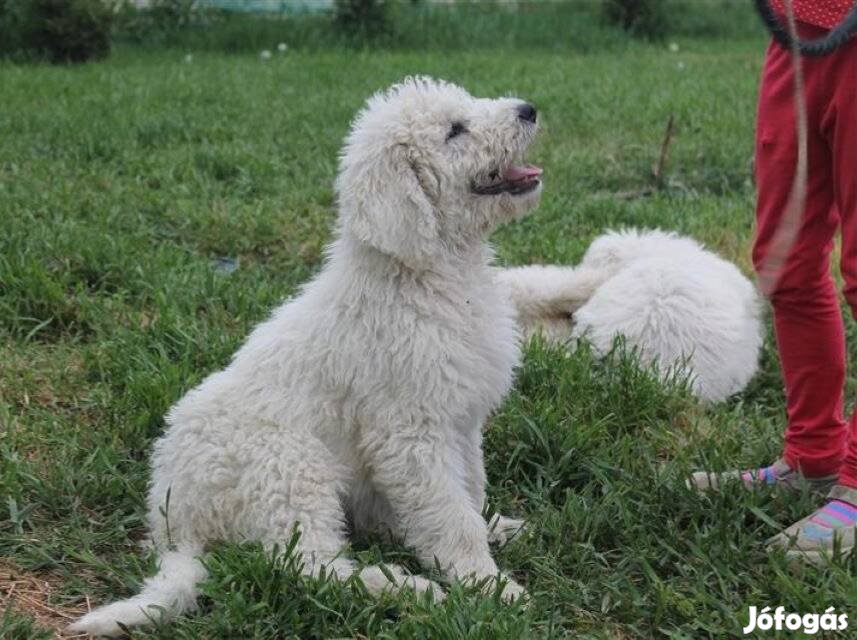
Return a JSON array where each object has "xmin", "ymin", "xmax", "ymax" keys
[
  {"xmin": 363, "ymin": 564, "xmax": 446, "ymax": 602},
  {"xmin": 493, "ymin": 574, "xmax": 527, "ymax": 603},
  {"xmin": 487, "ymin": 514, "xmax": 526, "ymax": 547},
  {"xmin": 405, "ymin": 574, "xmax": 447, "ymax": 601},
  {"xmin": 458, "ymin": 572, "xmax": 527, "ymax": 603}
]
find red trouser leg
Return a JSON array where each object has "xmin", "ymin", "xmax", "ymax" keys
[
  {"xmin": 829, "ymin": 32, "xmax": 857, "ymax": 488},
  {"xmin": 753, "ymin": 23, "xmax": 848, "ymax": 478}
]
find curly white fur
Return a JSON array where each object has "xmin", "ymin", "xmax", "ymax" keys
[
  {"xmin": 499, "ymin": 229, "xmax": 763, "ymax": 402},
  {"xmin": 68, "ymin": 77, "xmax": 542, "ymax": 637}
]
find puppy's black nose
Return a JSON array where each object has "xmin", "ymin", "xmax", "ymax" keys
[{"xmin": 517, "ymin": 102, "xmax": 537, "ymax": 123}]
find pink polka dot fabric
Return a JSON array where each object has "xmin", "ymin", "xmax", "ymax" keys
[{"xmin": 770, "ymin": 0, "xmax": 853, "ymax": 30}]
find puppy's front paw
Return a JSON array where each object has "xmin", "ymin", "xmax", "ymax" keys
[{"xmin": 487, "ymin": 514, "xmax": 526, "ymax": 547}]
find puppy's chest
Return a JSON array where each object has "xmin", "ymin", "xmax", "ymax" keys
[{"xmin": 446, "ymin": 292, "xmax": 520, "ymax": 407}]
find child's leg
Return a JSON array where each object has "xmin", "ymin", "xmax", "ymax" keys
[
  {"xmin": 829, "ymin": 34, "xmax": 857, "ymax": 490},
  {"xmin": 689, "ymin": 27, "xmax": 845, "ymax": 494},
  {"xmin": 766, "ymin": 31, "xmax": 857, "ymax": 564},
  {"xmin": 752, "ymin": 26, "xmax": 847, "ymax": 480}
]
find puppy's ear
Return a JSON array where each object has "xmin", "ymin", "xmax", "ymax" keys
[{"xmin": 338, "ymin": 143, "xmax": 441, "ymax": 267}]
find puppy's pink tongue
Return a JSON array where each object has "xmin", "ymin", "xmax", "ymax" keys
[{"xmin": 503, "ymin": 164, "xmax": 543, "ymax": 182}]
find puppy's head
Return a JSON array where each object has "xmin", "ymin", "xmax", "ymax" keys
[{"xmin": 336, "ymin": 76, "xmax": 542, "ymax": 266}]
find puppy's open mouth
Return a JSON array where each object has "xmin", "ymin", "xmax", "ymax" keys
[{"xmin": 472, "ymin": 164, "xmax": 543, "ymax": 196}]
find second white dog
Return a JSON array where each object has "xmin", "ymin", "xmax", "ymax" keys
[{"xmin": 500, "ymin": 229, "xmax": 763, "ymax": 402}]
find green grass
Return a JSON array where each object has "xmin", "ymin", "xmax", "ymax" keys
[
  {"xmin": 113, "ymin": 1, "xmax": 761, "ymax": 53},
  {"xmin": 3, "ymin": 19, "xmax": 857, "ymax": 639}
]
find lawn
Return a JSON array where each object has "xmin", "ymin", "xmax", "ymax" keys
[{"xmin": 3, "ymin": 11, "xmax": 857, "ymax": 639}]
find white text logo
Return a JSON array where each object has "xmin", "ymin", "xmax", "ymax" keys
[{"xmin": 743, "ymin": 606, "xmax": 848, "ymax": 635}]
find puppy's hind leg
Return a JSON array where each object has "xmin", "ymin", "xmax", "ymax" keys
[
  {"xmin": 487, "ymin": 514, "xmax": 526, "ymax": 547},
  {"xmin": 255, "ymin": 432, "xmax": 443, "ymax": 602}
]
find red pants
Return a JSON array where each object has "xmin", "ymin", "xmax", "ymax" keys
[{"xmin": 753, "ymin": 22, "xmax": 857, "ymax": 486}]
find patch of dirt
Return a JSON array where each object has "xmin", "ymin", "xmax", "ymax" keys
[{"xmin": 0, "ymin": 559, "xmax": 90, "ymax": 638}]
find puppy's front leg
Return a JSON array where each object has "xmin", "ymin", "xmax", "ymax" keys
[
  {"xmin": 456, "ymin": 425, "xmax": 488, "ymax": 514},
  {"xmin": 362, "ymin": 419, "xmax": 524, "ymax": 601},
  {"xmin": 458, "ymin": 427, "xmax": 525, "ymax": 548}
]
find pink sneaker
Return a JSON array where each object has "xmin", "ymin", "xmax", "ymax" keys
[{"xmin": 688, "ymin": 458, "xmax": 837, "ymax": 494}]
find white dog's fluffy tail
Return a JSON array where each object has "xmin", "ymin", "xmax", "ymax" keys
[
  {"xmin": 498, "ymin": 265, "xmax": 606, "ymax": 319},
  {"xmin": 497, "ymin": 265, "xmax": 608, "ymax": 340},
  {"xmin": 67, "ymin": 549, "xmax": 207, "ymax": 638}
]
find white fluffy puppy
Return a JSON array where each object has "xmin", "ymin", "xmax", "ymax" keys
[
  {"xmin": 500, "ymin": 229, "xmax": 763, "ymax": 402},
  {"xmin": 69, "ymin": 77, "xmax": 543, "ymax": 637}
]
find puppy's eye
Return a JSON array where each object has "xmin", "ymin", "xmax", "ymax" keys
[{"xmin": 446, "ymin": 121, "xmax": 467, "ymax": 142}]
